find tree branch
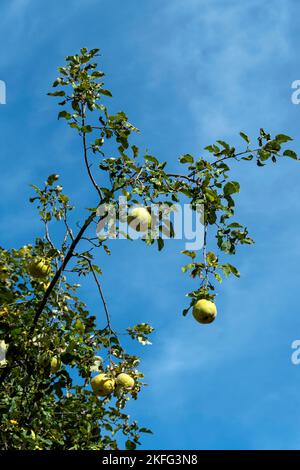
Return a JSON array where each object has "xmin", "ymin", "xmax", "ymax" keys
[
  {"xmin": 29, "ymin": 210, "xmax": 98, "ymax": 335},
  {"xmin": 81, "ymin": 104, "xmax": 103, "ymax": 200}
]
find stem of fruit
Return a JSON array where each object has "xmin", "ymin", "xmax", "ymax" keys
[{"xmin": 203, "ymin": 224, "xmax": 209, "ymax": 291}]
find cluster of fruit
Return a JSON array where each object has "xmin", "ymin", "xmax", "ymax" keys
[
  {"xmin": 91, "ymin": 372, "xmax": 135, "ymax": 397},
  {"xmin": 50, "ymin": 356, "xmax": 134, "ymax": 397}
]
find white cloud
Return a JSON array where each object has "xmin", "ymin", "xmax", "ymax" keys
[{"xmin": 139, "ymin": 0, "xmax": 291, "ymax": 142}]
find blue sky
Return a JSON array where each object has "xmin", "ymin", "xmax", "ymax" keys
[{"xmin": 1, "ymin": 0, "xmax": 300, "ymax": 450}]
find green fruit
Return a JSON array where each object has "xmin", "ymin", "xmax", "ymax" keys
[
  {"xmin": 50, "ymin": 356, "xmax": 60, "ymax": 374},
  {"xmin": 0, "ymin": 265, "xmax": 8, "ymax": 279},
  {"xmin": 91, "ymin": 374, "xmax": 115, "ymax": 396},
  {"xmin": 28, "ymin": 258, "xmax": 51, "ymax": 279},
  {"xmin": 0, "ymin": 306, "xmax": 10, "ymax": 317},
  {"xmin": 116, "ymin": 373, "xmax": 135, "ymax": 389},
  {"xmin": 122, "ymin": 190, "xmax": 131, "ymax": 199},
  {"xmin": 75, "ymin": 319, "xmax": 85, "ymax": 335},
  {"xmin": 128, "ymin": 207, "xmax": 151, "ymax": 232},
  {"xmin": 192, "ymin": 299, "xmax": 217, "ymax": 324}
]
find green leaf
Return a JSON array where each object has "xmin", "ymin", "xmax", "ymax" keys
[
  {"xmin": 81, "ymin": 125, "xmax": 92, "ymax": 133},
  {"xmin": 221, "ymin": 263, "xmax": 240, "ymax": 277},
  {"xmin": 145, "ymin": 155, "xmax": 159, "ymax": 165},
  {"xmin": 283, "ymin": 149, "xmax": 298, "ymax": 160},
  {"xmin": 91, "ymin": 70, "xmax": 105, "ymax": 78},
  {"xmin": 205, "ymin": 188, "xmax": 219, "ymax": 202},
  {"xmin": 240, "ymin": 132, "xmax": 250, "ymax": 144},
  {"xmin": 206, "ymin": 251, "xmax": 218, "ymax": 266},
  {"xmin": 228, "ymin": 222, "xmax": 243, "ymax": 228},
  {"xmin": 228, "ymin": 264, "xmax": 240, "ymax": 277},
  {"xmin": 275, "ymin": 134, "xmax": 293, "ymax": 143},
  {"xmin": 58, "ymin": 111, "xmax": 71, "ymax": 120},
  {"xmin": 258, "ymin": 150, "xmax": 271, "ymax": 161},
  {"xmin": 140, "ymin": 428, "xmax": 153, "ymax": 434},
  {"xmin": 157, "ymin": 238, "xmax": 164, "ymax": 251},
  {"xmin": 103, "ymin": 245, "xmax": 111, "ymax": 255},
  {"xmin": 242, "ymin": 237, "xmax": 254, "ymax": 245},
  {"xmin": 46, "ymin": 174, "xmax": 60, "ymax": 185},
  {"xmin": 181, "ymin": 263, "xmax": 195, "ymax": 273},
  {"xmin": 181, "ymin": 250, "xmax": 196, "ymax": 259},
  {"xmin": 241, "ymin": 155, "xmax": 253, "ymax": 161},
  {"xmin": 179, "ymin": 154, "xmax": 194, "ymax": 164},
  {"xmin": 264, "ymin": 140, "xmax": 281, "ymax": 152},
  {"xmin": 217, "ymin": 140, "xmax": 230, "ymax": 150},
  {"xmin": 90, "ymin": 48, "xmax": 100, "ymax": 56},
  {"xmin": 214, "ymin": 272, "xmax": 222, "ymax": 283},
  {"xmin": 223, "ymin": 181, "xmax": 240, "ymax": 196},
  {"xmin": 132, "ymin": 145, "xmax": 139, "ymax": 158},
  {"xmin": 99, "ymin": 89, "xmax": 112, "ymax": 97},
  {"xmin": 48, "ymin": 91, "xmax": 66, "ymax": 97},
  {"xmin": 126, "ymin": 440, "xmax": 137, "ymax": 450}
]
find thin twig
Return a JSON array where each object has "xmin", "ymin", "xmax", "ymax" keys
[
  {"xmin": 79, "ymin": 254, "xmax": 115, "ymax": 366},
  {"xmin": 203, "ymin": 224, "xmax": 209, "ymax": 289},
  {"xmin": 81, "ymin": 104, "xmax": 103, "ymax": 200},
  {"xmin": 167, "ymin": 173, "xmax": 195, "ymax": 183}
]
